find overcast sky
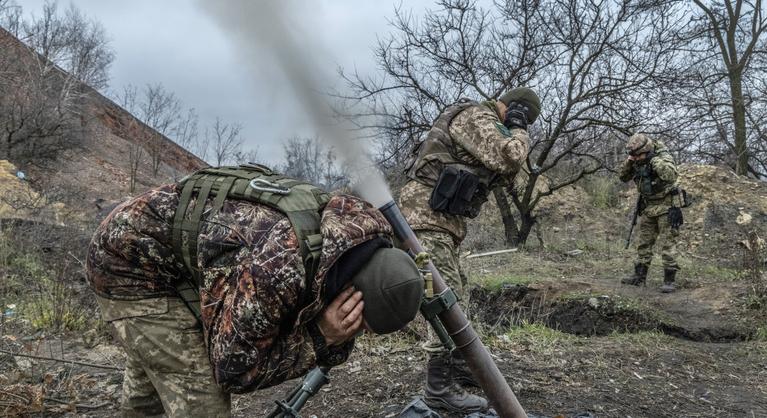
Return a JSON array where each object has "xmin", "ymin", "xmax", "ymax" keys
[{"xmin": 15, "ymin": 0, "xmax": 435, "ymax": 164}]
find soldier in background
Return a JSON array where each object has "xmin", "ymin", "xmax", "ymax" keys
[
  {"xmin": 619, "ymin": 133, "xmax": 682, "ymax": 293},
  {"xmin": 399, "ymin": 88, "xmax": 539, "ymax": 413},
  {"xmin": 86, "ymin": 172, "xmax": 424, "ymax": 418}
]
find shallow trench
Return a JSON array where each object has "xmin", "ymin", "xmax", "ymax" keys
[{"xmin": 467, "ymin": 285, "xmax": 754, "ymax": 343}]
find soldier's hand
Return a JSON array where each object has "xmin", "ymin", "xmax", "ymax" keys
[
  {"xmin": 317, "ymin": 286, "xmax": 365, "ymax": 346},
  {"xmin": 503, "ymin": 102, "xmax": 529, "ymax": 130}
]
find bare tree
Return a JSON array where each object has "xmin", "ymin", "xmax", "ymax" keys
[
  {"xmin": 8, "ymin": 1, "xmax": 113, "ymax": 90},
  {"xmin": 280, "ymin": 136, "xmax": 348, "ymax": 190},
  {"xmin": 233, "ymin": 147, "xmax": 261, "ymax": 165},
  {"xmin": 174, "ymin": 107, "xmax": 199, "ymax": 152},
  {"xmin": 114, "ymin": 84, "xmax": 145, "ymax": 193},
  {"xmin": 137, "ymin": 83, "xmax": 181, "ymax": 176},
  {"xmin": 342, "ymin": 0, "xmax": 681, "ymax": 245},
  {"xmin": 0, "ymin": 0, "xmax": 113, "ymax": 163},
  {"xmin": 676, "ymin": 0, "xmax": 767, "ymax": 177},
  {"xmin": 0, "ymin": 29, "xmax": 83, "ymax": 162},
  {"xmin": 207, "ymin": 117, "xmax": 243, "ymax": 166}
]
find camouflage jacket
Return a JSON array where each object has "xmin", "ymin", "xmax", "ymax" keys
[
  {"xmin": 618, "ymin": 140, "xmax": 679, "ymax": 217},
  {"xmin": 399, "ymin": 101, "xmax": 529, "ymax": 243},
  {"xmin": 86, "ymin": 184, "xmax": 393, "ymax": 392}
]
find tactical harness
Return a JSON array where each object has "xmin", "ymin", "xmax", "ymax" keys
[
  {"xmin": 171, "ymin": 164, "xmax": 330, "ymax": 323},
  {"xmin": 405, "ymin": 100, "xmax": 500, "ymax": 218}
]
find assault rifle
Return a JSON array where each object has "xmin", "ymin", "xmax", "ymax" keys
[
  {"xmin": 266, "ymin": 367, "xmax": 330, "ymax": 418},
  {"xmin": 625, "ymin": 196, "xmax": 642, "ymax": 249}
]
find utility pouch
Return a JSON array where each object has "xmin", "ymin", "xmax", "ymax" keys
[
  {"xmin": 429, "ymin": 167, "xmax": 485, "ymax": 218},
  {"xmin": 429, "ymin": 166, "xmax": 461, "ymax": 213},
  {"xmin": 670, "ymin": 187, "xmax": 691, "ymax": 208}
]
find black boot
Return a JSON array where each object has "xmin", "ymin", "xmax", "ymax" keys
[
  {"xmin": 450, "ymin": 350, "xmax": 479, "ymax": 388},
  {"xmin": 621, "ymin": 263, "xmax": 648, "ymax": 286},
  {"xmin": 661, "ymin": 269, "xmax": 676, "ymax": 293},
  {"xmin": 424, "ymin": 354, "xmax": 488, "ymax": 413}
]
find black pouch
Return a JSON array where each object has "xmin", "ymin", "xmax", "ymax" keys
[
  {"xmin": 429, "ymin": 167, "xmax": 485, "ymax": 218},
  {"xmin": 429, "ymin": 166, "xmax": 461, "ymax": 213},
  {"xmin": 449, "ymin": 171, "xmax": 483, "ymax": 218}
]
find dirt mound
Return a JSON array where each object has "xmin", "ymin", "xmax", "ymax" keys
[{"xmin": 677, "ymin": 164, "xmax": 767, "ymax": 261}]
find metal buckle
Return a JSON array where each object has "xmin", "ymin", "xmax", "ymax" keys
[{"xmin": 249, "ymin": 178, "xmax": 291, "ymax": 195}]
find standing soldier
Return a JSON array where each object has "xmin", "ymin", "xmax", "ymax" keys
[
  {"xmin": 86, "ymin": 165, "xmax": 425, "ymax": 417},
  {"xmin": 399, "ymin": 88, "xmax": 539, "ymax": 413},
  {"xmin": 619, "ymin": 133, "xmax": 683, "ymax": 293}
]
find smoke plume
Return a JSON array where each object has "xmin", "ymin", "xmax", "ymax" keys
[{"xmin": 198, "ymin": 1, "xmax": 393, "ymax": 207}]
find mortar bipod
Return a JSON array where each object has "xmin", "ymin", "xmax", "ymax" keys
[{"xmin": 266, "ymin": 366, "xmax": 330, "ymax": 418}]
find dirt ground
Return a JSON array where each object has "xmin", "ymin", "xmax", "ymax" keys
[{"xmin": 1, "ymin": 248, "xmax": 765, "ymax": 418}]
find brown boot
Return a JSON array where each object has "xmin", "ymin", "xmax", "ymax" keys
[
  {"xmin": 621, "ymin": 263, "xmax": 648, "ymax": 286},
  {"xmin": 660, "ymin": 269, "xmax": 676, "ymax": 293},
  {"xmin": 450, "ymin": 350, "xmax": 480, "ymax": 388},
  {"xmin": 424, "ymin": 354, "xmax": 488, "ymax": 413}
]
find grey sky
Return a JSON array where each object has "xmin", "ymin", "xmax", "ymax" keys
[{"xmin": 15, "ymin": 0, "xmax": 434, "ymax": 164}]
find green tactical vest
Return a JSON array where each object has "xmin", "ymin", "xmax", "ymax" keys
[
  {"xmin": 405, "ymin": 99, "xmax": 499, "ymax": 189},
  {"xmin": 171, "ymin": 164, "xmax": 330, "ymax": 323}
]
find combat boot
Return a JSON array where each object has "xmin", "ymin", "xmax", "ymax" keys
[
  {"xmin": 424, "ymin": 354, "xmax": 488, "ymax": 413},
  {"xmin": 621, "ymin": 263, "xmax": 648, "ymax": 286},
  {"xmin": 660, "ymin": 269, "xmax": 676, "ymax": 293},
  {"xmin": 450, "ymin": 350, "xmax": 479, "ymax": 388}
]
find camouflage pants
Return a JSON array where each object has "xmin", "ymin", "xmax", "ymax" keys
[
  {"xmin": 414, "ymin": 230, "xmax": 468, "ymax": 354},
  {"xmin": 96, "ymin": 296, "xmax": 231, "ymax": 418},
  {"xmin": 635, "ymin": 212, "xmax": 680, "ymax": 271}
]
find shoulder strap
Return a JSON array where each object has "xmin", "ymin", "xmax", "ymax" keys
[{"xmin": 171, "ymin": 165, "xmax": 329, "ymax": 324}]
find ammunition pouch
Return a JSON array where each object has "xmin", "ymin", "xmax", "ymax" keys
[
  {"xmin": 634, "ymin": 164, "xmax": 666, "ymax": 197},
  {"xmin": 670, "ymin": 187, "xmax": 691, "ymax": 208},
  {"xmin": 428, "ymin": 166, "xmax": 489, "ymax": 218}
]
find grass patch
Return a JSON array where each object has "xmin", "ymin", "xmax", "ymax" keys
[
  {"xmin": 682, "ymin": 261, "xmax": 742, "ymax": 282},
  {"xmin": 752, "ymin": 326, "xmax": 767, "ymax": 342},
  {"xmin": 0, "ymin": 232, "xmax": 89, "ymax": 332},
  {"xmin": 494, "ymin": 322, "xmax": 581, "ymax": 354},
  {"xmin": 581, "ymin": 175, "xmax": 621, "ymax": 209},
  {"xmin": 474, "ymin": 273, "xmax": 535, "ymax": 290}
]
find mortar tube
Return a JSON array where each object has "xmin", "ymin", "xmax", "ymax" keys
[{"xmin": 378, "ymin": 201, "xmax": 526, "ymax": 418}]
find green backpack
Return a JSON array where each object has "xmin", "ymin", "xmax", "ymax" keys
[{"xmin": 171, "ymin": 164, "xmax": 330, "ymax": 323}]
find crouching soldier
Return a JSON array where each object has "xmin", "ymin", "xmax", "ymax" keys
[
  {"xmin": 399, "ymin": 88, "xmax": 537, "ymax": 413},
  {"xmin": 619, "ymin": 133, "xmax": 683, "ymax": 293},
  {"xmin": 86, "ymin": 164, "xmax": 424, "ymax": 417}
]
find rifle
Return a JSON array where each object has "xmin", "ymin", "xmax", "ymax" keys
[
  {"xmin": 624, "ymin": 196, "xmax": 642, "ymax": 249},
  {"xmin": 266, "ymin": 366, "xmax": 330, "ymax": 418}
]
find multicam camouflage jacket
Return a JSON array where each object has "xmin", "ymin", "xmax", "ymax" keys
[
  {"xmin": 619, "ymin": 140, "xmax": 679, "ymax": 217},
  {"xmin": 399, "ymin": 101, "xmax": 529, "ymax": 243},
  {"xmin": 86, "ymin": 184, "xmax": 393, "ymax": 392}
]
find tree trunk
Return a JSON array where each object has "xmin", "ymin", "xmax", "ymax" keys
[
  {"xmin": 729, "ymin": 69, "xmax": 749, "ymax": 176},
  {"xmin": 493, "ymin": 187, "xmax": 519, "ymax": 247},
  {"xmin": 516, "ymin": 211, "xmax": 536, "ymax": 246}
]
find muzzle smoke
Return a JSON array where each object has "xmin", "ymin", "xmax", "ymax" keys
[{"xmin": 198, "ymin": 1, "xmax": 393, "ymax": 207}]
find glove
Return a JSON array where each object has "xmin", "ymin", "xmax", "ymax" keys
[
  {"xmin": 504, "ymin": 102, "xmax": 529, "ymax": 130},
  {"xmin": 668, "ymin": 207, "xmax": 683, "ymax": 229}
]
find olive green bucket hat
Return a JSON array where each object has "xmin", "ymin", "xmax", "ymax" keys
[{"xmin": 352, "ymin": 248, "xmax": 423, "ymax": 334}]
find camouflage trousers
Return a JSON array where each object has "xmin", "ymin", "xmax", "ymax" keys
[
  {"xmin": 96, "ymin": 296, "xmax": 231, "ymax": 418},
  {"xmin": 635, "ymin": 212, "xmax": 680, "ymax": 271},
  {"xmin": 414, "ymin": 230, "xmax": 468, "ymax": 354}
]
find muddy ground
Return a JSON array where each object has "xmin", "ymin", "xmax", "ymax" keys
[{"xmin": 1, "ymin": 249, "xmax": 766, "ymax": 418}]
